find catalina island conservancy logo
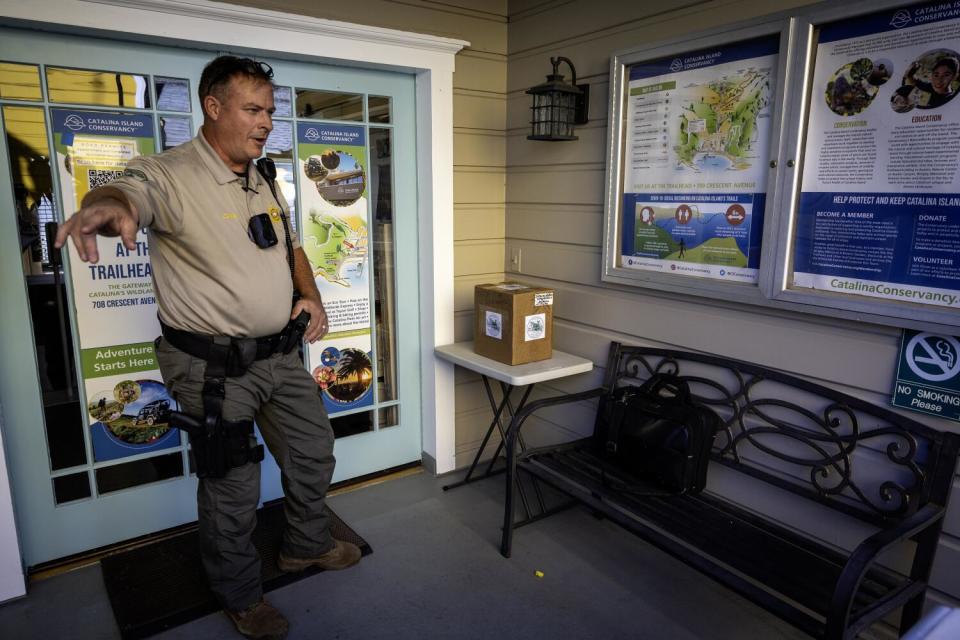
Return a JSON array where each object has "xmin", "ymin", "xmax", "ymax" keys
[
  {"xmin": 669, "ymin": 58, "xmax": 683, "ymax": 73},
  {"xmin": 890, "ymin": 9, "xmax": 912, "ymax": 29},
  {"xmin": 64, "ymin": 114, "xmax": 86, "ymax": 131},
  {"xmin": 304, "ymin": 127, "xmax": 320, "ymax": 142}
]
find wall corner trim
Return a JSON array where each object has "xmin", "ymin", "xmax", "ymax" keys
[{"xmin": 86, "ymin": 0, "xmax": 469, "ymax": 56}]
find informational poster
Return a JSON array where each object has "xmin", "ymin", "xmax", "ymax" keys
[
  {"xmin": 619, "ymin": 35, "xmax": 779, "ymax": 283},
  {"xmin": 892, "ymin": 330, "xmax": 960, "ymax": 422},
  {"xmin": 53, "ymin": 109, "xmax": 180, "ymax": 462},
  {"xmin": 793, "ymin": 1, "xmax": 960, "ymax": 309},
  {"xmin": 296, "ymin": 123, "xmax": 374, "ymax": 413}
]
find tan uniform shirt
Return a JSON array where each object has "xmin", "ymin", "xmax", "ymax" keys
[{"xmin": 111, "ymin": 131, "xmax": 299, "ymax": 337}]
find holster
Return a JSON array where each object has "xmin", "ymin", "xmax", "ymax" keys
[
  {"xmin": 156, "ymin": 328, "xmax": 272, "ymax": 479},
  {"xmin": 169, "ymin": 410, "xmax": 264, "ymax": 479}
]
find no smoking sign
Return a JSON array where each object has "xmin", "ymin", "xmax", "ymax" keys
[{"xmin": 892, "ymin": 330, "xmax": 960, "ymax": 422}]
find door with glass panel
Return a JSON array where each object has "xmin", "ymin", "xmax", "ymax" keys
[{"xmin": 0, "ymin": 26, "xmax": 420, "ymax": 566}]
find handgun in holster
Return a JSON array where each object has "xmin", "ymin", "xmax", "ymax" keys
[
  {"xmin": 164, "ymin": 401, "xmax": 263, "ymax": 479},
  {"xmin": 156, "ymin": 350, "xmax": 263, "ymax": 478},
  {"xmin": 156, "ymin": 308, "xmax": 308, "ymax": 478},
  {"xmin": 277, "ymin": 309, "xmax": 310, "ymax": 355}
]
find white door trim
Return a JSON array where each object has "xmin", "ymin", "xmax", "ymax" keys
[{"xmin": 0, "ymin": 0, "xmax": 463, "ymax": 598}]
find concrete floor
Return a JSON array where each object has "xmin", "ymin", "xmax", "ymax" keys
[{"xmin": 0, "ymin": 468, "xmax": 815, "ymax": 639}]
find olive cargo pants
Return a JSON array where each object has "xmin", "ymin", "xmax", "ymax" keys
[{"xmin": 156, "ymin": 337, "xmax": 337, "ymax": 610}]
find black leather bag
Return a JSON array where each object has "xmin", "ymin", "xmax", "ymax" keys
[{"xmin": 596, "ymin": 374, "xmax": 720, "ymax": 494}]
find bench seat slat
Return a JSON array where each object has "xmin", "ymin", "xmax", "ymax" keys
[
  {"xmin": 521, "ymin": 446, "xmax": 907, "ymax": 619},
  {"xmin": 560, "ymin": 447, "xmax": 902, "ymax": 605}
]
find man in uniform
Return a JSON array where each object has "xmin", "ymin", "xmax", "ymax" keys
[{"xmin": 56, "ymin": 56, "xmax": 361, "ymax": 640}]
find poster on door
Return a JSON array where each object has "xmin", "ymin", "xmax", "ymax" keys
[
  {"xmin": 619, "ymin": 35, "xmax": 779, "ymax": 283},
  {"xmin": 793, "ymin": 1, "xmax": 960, "ymax": 310},
  {"xmin": 53, "ymin": 108, "xmax": 180, "ymax": 461},
  {"xmin": 296, "ymin": 123, "xmax": 374, "ymax": 413}
]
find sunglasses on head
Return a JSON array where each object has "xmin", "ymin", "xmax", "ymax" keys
[
  {"xmin": 240, "ymin": 59, "xmax": 274, "ymax": 79},
  {"xmin": 204, "ymin": 58, "xmax": 274, "ymax": 95}
]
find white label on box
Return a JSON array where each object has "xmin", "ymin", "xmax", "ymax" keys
[
  {"xmin": 524, "ymin": 313, "xmax": 546, "ymax": 341},
  {"xmin": 484, "ymin": 310, "xmax": 503, "ymax": 340},
  {"xmin": 495, "ymin": 284, "xmax": 527, "ymax": 291},
  {"xmin": 534, "ymin": 292, "xmax": 553, "ymax": 306}
]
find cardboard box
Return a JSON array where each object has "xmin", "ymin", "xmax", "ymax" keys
[{"xmin": 474, "ymin": 282, "xmax": 554, "ymax": 365}]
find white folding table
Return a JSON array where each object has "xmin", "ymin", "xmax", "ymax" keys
[{"xmin": 435, "ymin": 341, "xmax": 593, "ymax": 510}]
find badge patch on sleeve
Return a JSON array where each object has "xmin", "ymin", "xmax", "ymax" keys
[{"xmin": 122, "ymin": 168, "xmax": 149, "ymax": 182}]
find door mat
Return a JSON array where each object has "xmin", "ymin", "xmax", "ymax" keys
[{"xmin": 100, "ymin": 502, "xmax": 371, "ymax": 639}]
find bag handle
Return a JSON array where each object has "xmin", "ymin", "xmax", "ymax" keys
[{"xmin": 639, "ymin": 373, "xmax": 691, "ymax": 403}]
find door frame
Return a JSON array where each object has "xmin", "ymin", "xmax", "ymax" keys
[{"xmin": 0, "ymin": 0, "xmax": 463, "ymax": 596}]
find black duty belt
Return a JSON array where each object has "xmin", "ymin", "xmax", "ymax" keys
[{"xmin": 159, "ymin": 320, "xmax": 286, "ymax": 378}]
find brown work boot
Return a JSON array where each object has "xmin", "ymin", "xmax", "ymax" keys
[
  {"xmin": 277, "ymin": 539, "xmax": 362, "ymax": 572},
  {"xmin": 225, "ymin": 598, "xmax": 289, "ymax": 640}
]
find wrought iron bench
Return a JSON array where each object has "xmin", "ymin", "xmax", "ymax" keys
[{"xmin": 500, "ymin": 343, "xmax": 960, "ymax": 640}]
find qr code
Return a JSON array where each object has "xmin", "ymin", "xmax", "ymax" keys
[{"xmin": 87, "ymin": 169, "xmax": 124, "ymax": 190}]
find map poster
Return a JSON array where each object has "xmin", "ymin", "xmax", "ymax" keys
[
  {"xmin": 892, "ymin": 330, "xmax": 960, "ymax": 423},
  {"xmin": 296, "ymin": 123, "xmax": 374, "ymax": 413},
  {"xmin": 52, "ymin": 109, "xmax": 180, "ymax": 462},
  {"xmin": 620, "ymin": 35, "xmax": 778, "ymax": 283},
  {"xmin": 793, "ymin": 1, "xmax": 960, "ymax": 310}
]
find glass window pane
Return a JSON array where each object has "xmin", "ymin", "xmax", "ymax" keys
[
  {"xmin": 368, "ymin": 95, "xmax": 391, "ymax": 123},
  {"xmin": 46, "ymin": 66, "xmax": 151, "ymax": 109},
  {"xmin": 378, "ymin": 405, "xmax": 399, "ymax": 430},
  {"xmin": 296, "ymin": 89, "xmax": 363, "ymax": 121},
  {"xmin": 29, "ymin": 277, "xmax": 79, "ymax": 401},
  {"xmin": 274, "ymin": 161, "xmax": 297, "ymax": 231},
  {"xmin": 331, "ymin": 411, "xmax": 373, "ymax": 439},
  {"xmin": 44, "ymin": 398, "xmax": 86, "ymax": 470},
  {"xmin": 53, "ymin": 472, "xmax": 91, "ymax": 504},
  {"xmin": 266, "ymin": 120, "xmax": 293, "ymax": 159},
  {"xmin": 0, "ymin": 62, "xmax": 42, "ymax": 100},
  {"xmin": 154, "ymin": 76, "xmax": 191, "ymax": 112},
  {"xmin": 370, "ymin": 128, "xmax": 397, "ymax": 402},
  {"xmin": 3, "ymin": 105, "xmax": 55, "ymax": 270},
  {"xmin": 273, "ymin": 85, "xmax": 292, "ymax": 117},
  {"xmin": 95, "ymin": 452, "xmax": 183, "ymax": 494},
  {"xmin": 159, "ymin": 116, "xmax": 193, "ymax": 150}
]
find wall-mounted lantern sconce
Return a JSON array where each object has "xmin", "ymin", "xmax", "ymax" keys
[{"xmin": 526, "ymin": 56, "xmax": 589, "ymax": 141}]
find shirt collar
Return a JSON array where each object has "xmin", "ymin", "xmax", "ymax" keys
[{"xmin": 193, "ymin": 127, "xmax": 264, "ymax": 188}]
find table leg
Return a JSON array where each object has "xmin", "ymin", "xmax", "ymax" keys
[
  {"xmin": 499, "ymin": 380, "xmax": 546, "ymax": 514},
  {"xmin": 442, "ymin": 376, "xmax": 517, "ymax": 491},
  {"xmin": 483, "ymin": 382, "xmax": 533, "ymax": 473}
]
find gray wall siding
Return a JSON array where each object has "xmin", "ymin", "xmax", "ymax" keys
[{"xmin": 505, "ymin": 0, "xmax": 960, "ymax": 615}]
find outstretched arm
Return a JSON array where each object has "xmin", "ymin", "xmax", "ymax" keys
[{"xmin": 53, "ymin": 186, "xmax": 139, "ymax": 263}]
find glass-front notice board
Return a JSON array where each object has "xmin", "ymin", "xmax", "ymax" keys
[
  {"xmin": 602, "ymin": 0, "xmax": 960, "ymax": 332},
  {"xmin": 617, "ymin": 35, "xmax": 779, "ymax": 286},
  {"xmin": 788, "ymin": 1, "xmax": 960, "ymax": 316}
]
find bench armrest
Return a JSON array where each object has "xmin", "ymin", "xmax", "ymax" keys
[
  {"xmin": 504, "ymin": 387, "xmax": 606, "ymax": 453},
  {"xmin": 829, "ymin": 503, "xmax": 945, "ymax": 635}
]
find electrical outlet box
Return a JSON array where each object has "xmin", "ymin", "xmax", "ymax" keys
[{"xmin": 509, "ymin": 247, "xmax": 522, "ymax": 272}]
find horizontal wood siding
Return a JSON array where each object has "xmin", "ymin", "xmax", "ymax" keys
[{"xmin": 506, "ymin": 0, "xmax": 960, "ymax": 617}]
